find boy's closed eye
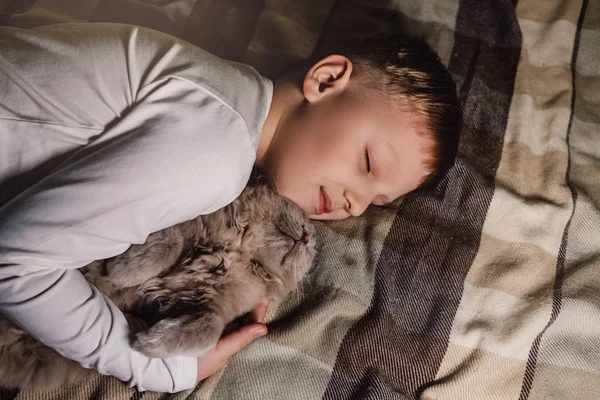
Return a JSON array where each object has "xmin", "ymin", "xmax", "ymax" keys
[{"xmin": 257, "ymin": 34, "xmax": 461, "ymax": 221}]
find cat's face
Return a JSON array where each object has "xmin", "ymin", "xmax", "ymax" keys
[{"xmin": 228, "ymin": 180, "xmax": 316, "ymax": 295}]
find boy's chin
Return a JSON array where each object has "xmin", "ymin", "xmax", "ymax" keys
[{"xmin": 308, "ymin": 210, "xmax": 350, "ymax": 221}]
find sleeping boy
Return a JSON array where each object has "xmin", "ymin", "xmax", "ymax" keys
[{"xmin": 0, "ymin": 23, "xmax": 461, "ymax": 392}]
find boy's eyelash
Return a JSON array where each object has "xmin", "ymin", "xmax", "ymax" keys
[{"xmin": 365, "ymin": 149, "xmax": 371, "ymax": 173}]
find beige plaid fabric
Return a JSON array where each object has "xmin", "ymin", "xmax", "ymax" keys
[{"xmin": 1, "ymin": 0, "xmax": 599, "ymax": 399}]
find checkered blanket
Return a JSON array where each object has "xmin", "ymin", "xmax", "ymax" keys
[{"xmin": 1, "ymin": 0, "xmax": 599, "ymax": 399}]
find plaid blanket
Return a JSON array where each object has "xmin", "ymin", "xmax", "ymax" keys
[{"xmin": 1, "ymin": 0, "xmax": 599, "ymax": 399}]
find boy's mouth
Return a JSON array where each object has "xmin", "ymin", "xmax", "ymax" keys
[{"xmin": 317, "ymin": 186, "xmax": 332, "ymax": 215}]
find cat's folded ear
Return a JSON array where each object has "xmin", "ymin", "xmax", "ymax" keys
[{"xmin": 248, "ymin": 165, "xmax": 273, "ymax": 188}]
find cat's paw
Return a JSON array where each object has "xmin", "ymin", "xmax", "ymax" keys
[
  {"xmin": 132, "ymin": 315, "xmax": 222, "ymax": 358},
  {"xmin": 132, "ymin": 319, "xmax": 186, "ymax": 358}
]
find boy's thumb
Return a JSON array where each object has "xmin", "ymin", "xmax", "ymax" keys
[{"xmin": 218, "ymin": 323, "xmax": 267, "ymax": 356}]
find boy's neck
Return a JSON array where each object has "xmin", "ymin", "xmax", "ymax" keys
[{"xmin": 256, "ymin": 78, "xmax": 302, "ymax": 165}]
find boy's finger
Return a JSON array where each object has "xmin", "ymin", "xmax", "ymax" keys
[
  {"xmin": 195, "ymin": 323, "xmax": 267, "ymax": 382},
  {"xmin": 215, "ymin": 323, "xmax": 267, "ymax": 357}
]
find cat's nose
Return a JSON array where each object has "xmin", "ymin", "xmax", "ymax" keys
[
  {"xmin": 302, "ymin": 222, "xmax": 315, "ymax": 236},
  {"xmin": 300, "ymin": 231, "xmax": 310, "ymax": 244}
]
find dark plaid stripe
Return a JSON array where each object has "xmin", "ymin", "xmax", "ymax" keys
[
  {"xmin": 518, "ymin": 0, "xmax": 589, "ymax": 398},
  {"xmin": 90, "ymin": 0, "xmax": 186, "ymax": 36},
  {"xmin": 0, "ymin": 387, "xmax": 18, "ymax": 400},
  {"xmin": 128, "ymin": 387, "xmax": 144, "ymax": 400},
  {"xmin": 1, "ymin": 0, "xmax": 36, "ymax": 14},
  {"xmin": 313, "ymin": 0, "xmax": 401, "ymax": 51},
  {"xmin": 91, "ymin": 0, "xmax": 265, "ymax": 62},
  {"xmin": 309, "ymin": 0, "xmax": 342, "ymax": 61},
  {"xmin": 322, "ymin": 1, "xmax": 522, "ymax": 399},
  {"xmin": 182, "ymin": 0, "xmax": 265, "ymax": 62},
  {"xmin": 0, "ymin": 0, "xmax": 33, "ymax": 25}
]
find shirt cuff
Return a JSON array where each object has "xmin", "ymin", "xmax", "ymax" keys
[{"xmin": 175, "ymin": 355, "xmax": 198, "ymax": 392}]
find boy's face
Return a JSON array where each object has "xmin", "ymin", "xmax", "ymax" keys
[{"xmin": 263, "ymin": 71, "xmax": 432, "ymax": 221}]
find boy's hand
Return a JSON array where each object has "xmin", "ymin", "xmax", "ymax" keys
[{"xmin": 195, "ymin": 298, "xmax": 269, "ymax": 382}]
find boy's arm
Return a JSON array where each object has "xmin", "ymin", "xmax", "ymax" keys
[
  {"xmin": 0, "ymin": 268, "xmax": 193, "ymax": 392},
  {"xmin": 0, "ymin": 76, "xmax": 254, "ymax": 392}
]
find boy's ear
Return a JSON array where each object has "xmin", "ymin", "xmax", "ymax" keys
[{"xmin": 302, "ymin": 54, "xmax": 352, "ymax": 103}]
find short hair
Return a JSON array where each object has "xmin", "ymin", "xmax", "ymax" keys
[{"xmin": 282, "ymin": 33, "xmax": 462, "ymax": 191}]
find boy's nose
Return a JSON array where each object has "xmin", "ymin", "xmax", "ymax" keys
[
  {"xmin": 348, "ymin": 202, "xmax": 368, "ymax": 217},
  {"xmin": 345, "ymin": 191, "xmax": 369, "ymax": 217}
]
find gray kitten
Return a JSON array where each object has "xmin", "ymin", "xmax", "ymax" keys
[{"xmin": 0, "ymin": 170, "xmax": 316, "ymax": 390}]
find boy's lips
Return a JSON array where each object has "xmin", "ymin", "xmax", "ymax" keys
[{"xmin": 317, "ymin": 186, "xmax": 332, "ymax": 215}]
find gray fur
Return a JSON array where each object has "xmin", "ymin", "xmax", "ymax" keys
[{"xmin": 0, "ymin": 170, "xmax": 316, "ymax": 390}]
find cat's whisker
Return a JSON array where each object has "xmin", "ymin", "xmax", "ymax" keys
[{"xmin": 303, "ymin": 276, "xmax": 315, "ymax": 292}]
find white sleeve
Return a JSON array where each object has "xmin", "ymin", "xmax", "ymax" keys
[{"xmin": 0, "ymin": 75, "xmax": 255, "ymax": 392}]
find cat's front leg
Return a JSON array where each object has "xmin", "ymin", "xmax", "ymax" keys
[
  {"xmin": 105, "ymin": 228, "xmax": 184, "ymax": 288},
  {"xmin": 130, "ymin": 252, "xmax": 235, "ymax": 358},
  {"xmin": 132, "ymin": 311, "xmax": 225, "ymax": 358},
  {"xmin": 130, "ymin": 253, "xmax": 269, "ymax": 358}
]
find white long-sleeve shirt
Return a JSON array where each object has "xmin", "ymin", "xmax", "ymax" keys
[{"xmin": 0, "ymin": 22, "xmax": 272, "ymax": 392}]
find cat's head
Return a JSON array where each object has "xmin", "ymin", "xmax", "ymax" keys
[{"xmin": 226, "ymin": 168, "xmax": 316, "ymax": 297}]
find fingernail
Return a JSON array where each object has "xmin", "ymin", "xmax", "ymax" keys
[{"xmin": 253, "ymin": 326, "xmax": 267, "ymax": 338}]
